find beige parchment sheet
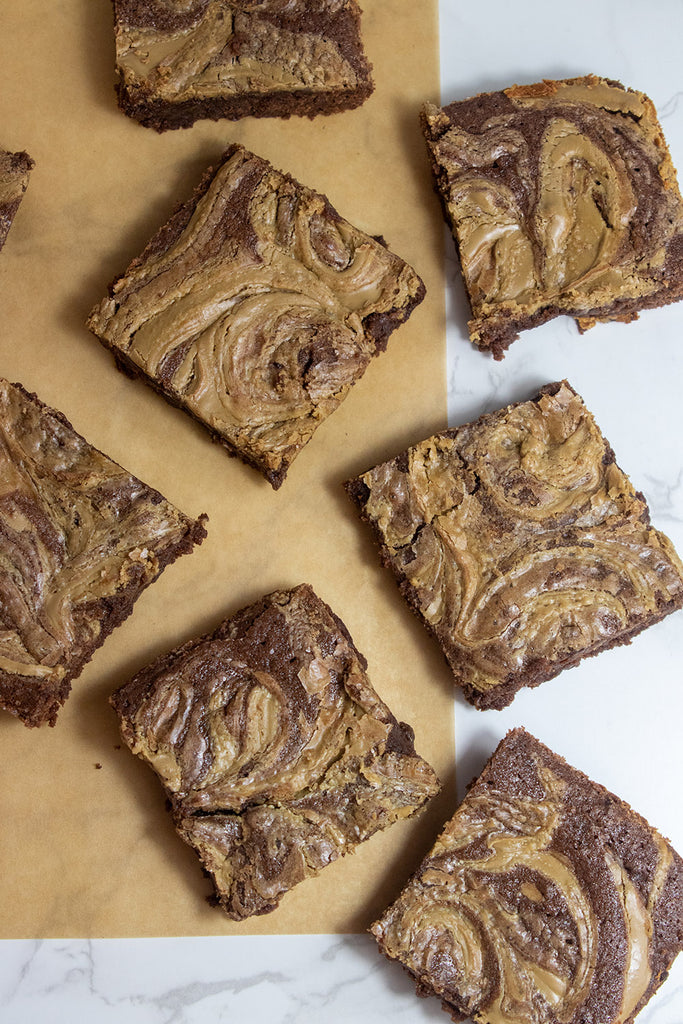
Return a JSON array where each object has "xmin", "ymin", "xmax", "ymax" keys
[{"xmin": 0, "ymin": 0, "xmax": 453, "ymax": 937}]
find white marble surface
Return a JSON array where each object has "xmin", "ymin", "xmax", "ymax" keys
[{"xmin": 3, "ymin": 1, "xmax": 683, "ymax": 1021}]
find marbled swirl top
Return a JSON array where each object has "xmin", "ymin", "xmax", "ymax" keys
[
  {"xmin": 111, "ymin": 584, "xmax": 440, "ymax": 919},
  {"xmin": 422, "ymin": 76, "xmax": 683, "ymax": 357},
  {"xmin": 88, "ymin": 144, "xmax": 425, "ymax": 487},
  {"xmin": 0, "ymin": 379, "xmax": 206, "ymax": 727},
  {"xmin": 111, "ymin": 0, "xmax": 374, "ymax": 128},
  {"xmin": 373, "ymin": 728, "xmax": 683, "ymax": 1024},
  {"xmin": 346, "ymin": 381, "xmax": 683, "ymax": 709}
]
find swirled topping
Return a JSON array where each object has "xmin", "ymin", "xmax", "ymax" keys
[
  {"xmin": 87, "ymin": 144, "xmax": 424, "ymax": 488},
  {"xmin": 111, "ymin": 0, "xmax": 373, "ymax": 126},
  {"xmin": 0, "ymin": 148, "xmax": 33, "ymax": 252},
  {"xmin": 421, "ymin": 76, "xmax": 683, "ymax": 357},
  {"xmin": 373, "ymin": 728, "xmax": 683, "ymax": 1024},
  {"xmin": 346, "ymin": 381, "xmax": 683, "ymax": 709},
  {"xmin": 111, "ymin": 584, "xmax": 439, "ymax": 919},
  {"xmin": 0, "ymin": 379, "xmax": 206, "ymax": 727}
]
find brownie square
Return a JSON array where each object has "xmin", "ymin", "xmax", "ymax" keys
[
  {"xmin": 110, "ymin": 583, "xmax": 440, "ymax": 920},
  {"xmin": 0, "ymin": 148, "xmax": 33, "ymax": 253},
  {"xmin": 345, "ymin": 381, "xmax": 683, "ymax": 709},
  {"xmin": 87, "ymin": 143, "xmax": 425, "ymax": 488},
  {"xmin": 0, "ymin": 379, "xmax": 207, "ymax": 728},
  {"xmin": 111, "ymin": 0, "xmax": 374, "ymax": 131},
  {"xmin": 421, "ymin": 75, "xmax": 683, "ymax": 358},
  {"xmin": 373, "ymin": 728, "xmax": 683, "ymax": 1024}
]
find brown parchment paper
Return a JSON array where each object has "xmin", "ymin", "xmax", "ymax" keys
[{"xmin": 0, "ymin": 0, "xmax": 452, "ymax": 938}]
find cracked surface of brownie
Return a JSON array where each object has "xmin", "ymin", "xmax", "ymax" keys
[
  {"xmin": 421, "ymin": 76, "xmax": 683, "ymax": 357},
  {"xmin": 346, "ymin": 381, "xmax": 683, "ymax": 709},
  {"xmin": 111, "ymin": 0, "xmax": 374, "ymax": 130},
  {"xmin": 0, "ymin": 379, "xmax": 207, "ymax": 727},
  {"xmin": 88, "ymin": 144, "xmax": 425, "ymax": 488},
  {"xmin": 373, "ymin": 728, "xmax": 683, "ymax": 1024},
  {"xmin": 110, "ymin": 584, "xmax": 440, "ymax": 919}
]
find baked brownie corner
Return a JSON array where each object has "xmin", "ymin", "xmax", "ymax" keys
[
  {"xmin": 372, "ymin": 727, "xmax": 683, "ymax": 1023},
  {"xmin": 0, "ymin": 148, "xmax": 34, "ymax": 252}
]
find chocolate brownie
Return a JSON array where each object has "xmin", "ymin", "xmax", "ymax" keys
[
  {"xmin": 110, "ymin": 584, "xmax": 440, "ymax": 920},
  {"xmin": 372, "ymin": 728, "xmax": 683, "ymax": 1024},
  {"xmin": 0, "ymin": 148, "xmax": 33, "ymax": 253},
  {"xmin": 87, "ymin": 143, "xmax": 425, "ymax": 488},
  {"xmin": 345, "ymin": 381, "xmax": 683, "ymax": 709},
  {"xmin": 421, "ymin": 75, "xmax": 683, "ymax": 358},
  {"xmin": 0, "ymin": 379, "xmax": 207, "ymax": 728},
  {"xmin": 111, "ymin": 0, "xmax": 374, "ymax": 131}
]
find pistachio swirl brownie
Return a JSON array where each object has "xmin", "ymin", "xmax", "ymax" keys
[
  {"xmin": 110, "ymin": 584, "xmax": 440, "ymax": 920},
  {"xmin": 421, "ymin": 75, "xmax": 683, "ymax": 357},
  {"xmin": 111, "ymin": 0, "xmax": 374, "ymax": 131},
  {"xmin": 0, "ymin": 379, "xmax": 207, "ymax": 728},
  {"xmin": 373, "ymin": 728, "xmax": 683, "ymax": 1024},
  {"xmin": 87, "ymin": 143, "xmax": 425, "ymax": 488},
  {"xmin": 0, "ymin": 148, "xmax": 33, "ymax": 253},
  {"xmin": 346, "ymin": 381, "xmax": 683, "ymax": 709}
]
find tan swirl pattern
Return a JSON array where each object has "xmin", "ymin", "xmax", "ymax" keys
[
  {"xmin": 115, "ymin": 0, "xmax": 361, "ymax": 104},
  {"xmin": 0, "ymin": 379, "xmax": 203, "ymax": 722},
  {"xmin": 113, "ymin": 585, "xmax": 440, "ymax": 919},
  {"xmin": 421, "ymin": 76, "xmax": 683, "ymax": 354},
  {"xmin": 373, "ymin": 730, "xmax": 681, "ymax": 1024},
  {"xmin": 88, "ymin": 145, "xmax": 423, "ymax": 485},
  {"xmin": 352, "ymin": 382, "xmax": 683, "ymax": 706},
  {"xmin": 122, "ymin": 634, "xmax": 369, "ymax": 812}
]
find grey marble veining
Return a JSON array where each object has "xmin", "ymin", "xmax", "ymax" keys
[
  {"xmin": 0, "ymin": 937, "xmax": 448, "ymax": 1024},
  {"xmin": 2, "ymin": 933, "xmax": 682, "ymax": 1023}
]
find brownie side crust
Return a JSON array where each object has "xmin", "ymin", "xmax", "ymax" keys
[
  {"xmin": 421, "ymin": 75, "xmax": 683, "ymax": 357},
  {"xmin": 111, "ymin": 0, "xmax": 374, "ymax": 132},
  {"xmin": 0, "ymin": 148, "xmax": 34, "ymax": 252},
  {"xmin": 372, "ymin": 728, "xmax": 683, "ymax": 1024},
  {"xmin": 0, "ymin": 379, "xmax": 207, "ymax": 727},
  {"xmin": 87, "ymin": 143, "xmax": 425, "ymax": 489},
  {"xmin": 110, "ymin": 584, "xmax": 440, "ymax": 920},
  {"xmin": 345, "ymin": 380, "xmax": 683, "ymax": 709}
]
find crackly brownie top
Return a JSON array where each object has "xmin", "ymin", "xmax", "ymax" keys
[
  {"xmin": 0, "ymin": 379, "xmax": 202, "ymax": 694},
  {"xmin": 422, "ymin": 76, "xmax": 683, "ymax": 350},
  {"xmin": 373, "ymin": 728, "xmax": 683, "ymax": 1024},
  {"xmin": 87, "ymin": 144, "xmax": 424, "ymax": 486},
  {"xmin": 0, "ymin": 148, "xmax": 33, "ymax": 250},
  {"xmin": 112, "ymin": 0, "xmax": 372, "ymax": 107},
  {"xmin": 111, "ymin": 584, "xmax": 439, "ymax": 918},
  {"xmin": 347, "ymin": 381, "xmax": 683, "ymax": 705}
]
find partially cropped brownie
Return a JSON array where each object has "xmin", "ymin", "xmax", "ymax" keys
[
  {"xmin": 421, "ymin": 75, "xmax": 683, "ymax": 357},
  {"xmin": 346, "ymin": 381, "xmax": 683, "ymax": 709},
  {"xmin": 110, "ymin": 584, "xmax": 440, "ymax": 920},
  {"xmin": 87, "ymin": 143, "xmax": 425, "ymax": 488},
  {"xmin": 0, "ymin": 148, "xmax": 34, "ymax": 252},
  {"xmin": 373, "ymin": 728, "xmax": 683, "ymax": 1024},
  {"xmin": 0, "ymin": 379, "xmax": 207, "ymax": 727},
  {"xmin": 111, "ymin": 0, "xmax": 374, "ymax": 131}
]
